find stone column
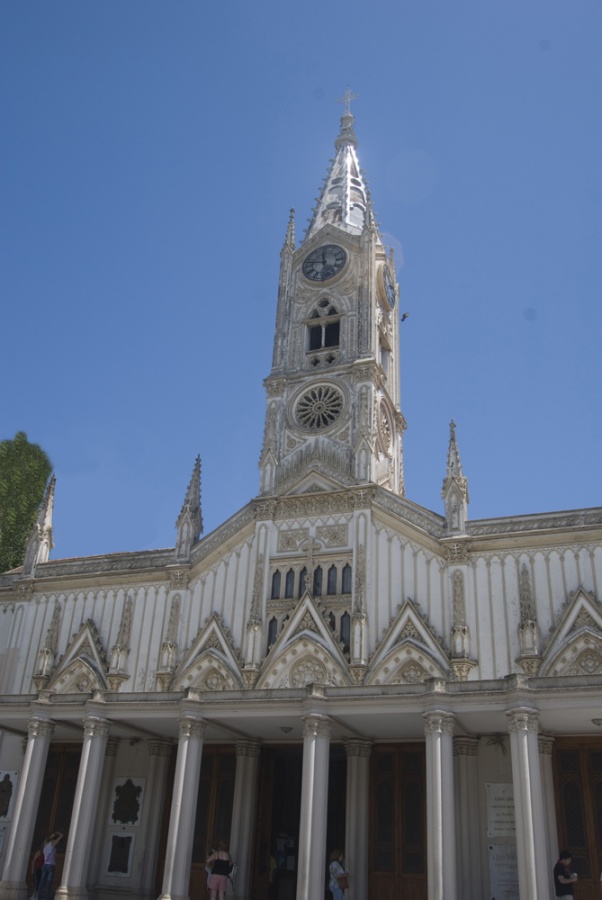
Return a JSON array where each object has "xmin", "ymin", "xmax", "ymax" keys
[
  {"xmin": 538, "ymin": 735, "xmax": 558, "ymax": 900},
  {"xmin": 423, "ymin": 710, "xmax": 456, "ymax": 900},
  {"xmin": 453, "ymin": 737, "xmax": 481, "ymax": 899},
  {"xmin": 229, "ymin": 740, "xmax": 261, "ymax": 900},
  {"xmin": 344, "ymin": 739, "xmax": 371, "ymax": 900},
  {"xmin": 88, "ymin": 738, "xmax": 119, "ymax": 889},
  {"xmin": 0, "ymin": 718, "xmax": 55, "ymax": 900},
  {"xmin": 139, "ymin": 741, "xmax": 173, "ymax": 900},
  {"xmin": 506, "ymin": 707, "xmax": 548, "ymax": 900},
  {"xmin": 55, "ymin": 716, "xmax": 110, "ymax": 900},
  {"xmin": 296, "ymin": 715, "xmax": 331, "ymax": 900},
  {"xmin": 158, "ymin": 716, "xmax": 205, "ymax": 900}
]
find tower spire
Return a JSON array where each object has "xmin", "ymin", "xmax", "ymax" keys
[
  {"xmin": 441, "ymin": 421, "xmax": 469, "ymax": 534},
  {"xmin": 175, "ymin": 455, "xmax": 202, "ymax": 561},
  {"xmin": 304, "ymin": 91, "xmax": 371, "ymax": 241},
  {"xmin": 22, "ymin": 474, "xmax": 56, "ymax": 576}
]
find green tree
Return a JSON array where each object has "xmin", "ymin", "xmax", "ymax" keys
[{"xmin": 0, "ymin": 432, "xmax": 52, "ymax": 573}]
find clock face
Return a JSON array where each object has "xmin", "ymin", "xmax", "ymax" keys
[
  {"xmin": 302, "ymin": 244, "xmax": 347, "ymax": 282},
  {"xmin": 383, "ymin": 265, "xmax": 396, "ymax": 308}
]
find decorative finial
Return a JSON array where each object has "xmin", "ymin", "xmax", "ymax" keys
[{"xmin": 337, "ymin": 87, "xmax": 358, "ymax": 117}]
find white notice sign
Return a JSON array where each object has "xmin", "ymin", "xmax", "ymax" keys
[
  {"xmin": 488, "ymin": 843, "xmax": 519, "ymax": 900},
  {"xmin": 486, "ymin": 782, "xmax": 516, "ymax": 838}
]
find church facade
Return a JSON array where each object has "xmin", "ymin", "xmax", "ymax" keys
[{"xmin": 1, "ymin": 107, "xmax": 602, "ymax": 900}]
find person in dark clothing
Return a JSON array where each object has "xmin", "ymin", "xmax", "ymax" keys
[{"xmin": 554, "ymin": 850, "xmax": 578, "ymax": 897}]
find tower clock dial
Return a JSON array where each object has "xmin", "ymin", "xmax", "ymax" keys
[
  {"xmin": 302, "ymin": 244, "xmax": 347, "ymax": 282},
  {"xmin": 382, "ymin": 265, "xmax": 396, "ymax": 308}
]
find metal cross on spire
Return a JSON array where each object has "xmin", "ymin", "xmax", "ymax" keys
[{"xmin": 337, "ymin": 87, "xmax": 358, "ymax": 116}]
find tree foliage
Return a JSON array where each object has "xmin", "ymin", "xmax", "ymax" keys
[{"xmin": 0, "ymin": 432, "xmax": 52, "ymax": 573}]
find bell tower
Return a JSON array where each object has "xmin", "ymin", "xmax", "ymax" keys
[{"xmin": 259, "ymin": 97, "xmax": 406, "ymax": 497}]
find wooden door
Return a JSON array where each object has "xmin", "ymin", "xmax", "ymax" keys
[
  {"xmin": 155, "ymin": 745, "xmax": 236, "ymax": 898},
  {"xmin": 30, "ymin": 744, "xmax": 81, "ymax": 894},
  {"xmin": 369, "ymin": 744, "xmax": 426, "ymax": 900},
  {"xmin": 554, "ymin": 739, "xmax": 602, "ymax": 900}
]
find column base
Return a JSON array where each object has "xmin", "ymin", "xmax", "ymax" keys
[
  {"xmin": 54, "ymin": 887, "xmax": 90, "ymax": 900},
  {"xmin": 0, "ymin": 882, "xmax": 29, "ymax": 900}
]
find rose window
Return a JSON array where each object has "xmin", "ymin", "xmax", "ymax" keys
[
  {"xmin": 291, "ymin": 658, "xmax": 327, "ymax": 687},
  {"xmin": 295, "ymin": 385, "xmax": 343, "ymax": 431}
]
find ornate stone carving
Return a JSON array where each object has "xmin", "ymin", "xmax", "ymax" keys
[
  {"xmin": 178, "ymin": 717, "xmax": 205, "ymax": 740},
  {"xmin": 450, "ymin": 658, "xmax": 477, "ymax": 681},
  {"xmin": 443, "ymin": 541, "xmax": 471, "ymax": 564},
  {"xmin": 506, "ymin": 708, "xmax": 539, "ymax": 733},
  {"xmin": 290, "ymin": 658, "xmax": 326, "ymax": 687},
  {"xmin": 83, "ymin": 716, "xmax": 110, "ymax": 739},
  {"xmin": 453, "ymin": 737, "xmax": 478, "ymax": 757},
  {"xmin": 316, "ymin": 524, "xmax": 348, "ymax": 548},
  {"xmin": 278, "ymin": 528, "xmax": 309, "ymax": 552},
  {"xmin": 303, "ymin": 715, "xmax": 331, "ymax": 738},
  {"xmin": 345, "ymin": 738, "xmax": 372, "ymax": 758},
  {"xmin": 28, "ymin": 717, "xmax": 55, "ymax": 740},
  {"xmin": 236, "ymin": 739, "xmax": 261, "ymax": 759},
  {"xmin": 423, "ymin": 711, "xmax": 455, "ymax": 735}
]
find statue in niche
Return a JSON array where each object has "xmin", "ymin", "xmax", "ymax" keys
[{"xmin": 112, "ymin": 778, "xmax": 142, "ymax": 825}]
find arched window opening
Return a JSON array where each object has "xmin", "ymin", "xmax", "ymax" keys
[
  {"xmin": 313, "ymin": 566, "xmax": 323, "ymax": 596},
  {"xmin": 340, "ymin": 612, "xmax": 350, "ymax": 652},
  {"xmin": 307, "ymin": 299, "xmax": 340, "ymax": 352},
  {"xmin": 327, "ymin": 565, "xmax": 337, "ymax": 595},
  {"xmin": 271, "ymin": 570, "xmax": 281, "ymax": 600},
  {"xmin": 342, "ymin": 564, "xmax": 352, "ymax": 593},
  {"xmin": 285, "ymin": 569, "xmax": 295, "ymax": 599},
  {"xmin": 299, "ymin": 567, "xmax": 307, "ymax": 596},
  {"xmin": 267, "ymin": 617, "xmax": 278, "ymax": 649}
]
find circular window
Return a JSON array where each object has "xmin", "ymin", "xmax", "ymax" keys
[{"xmin": 295, "ymin": 384, "xmax": 344, "ymax": 431}]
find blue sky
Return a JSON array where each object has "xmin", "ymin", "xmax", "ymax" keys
[{"xmin": 1, "ymin": 0, "xmax": 601, "ymax": 560}]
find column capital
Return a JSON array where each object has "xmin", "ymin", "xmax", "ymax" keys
[
  {"xmin": 149, "ymin": 739, "xmax": 173, "ymax": 758},
  {"xmin": 453, "ymin": 736, "xmax": 479, "ymax": 757},
  {"xmin": 28, "ymin": 716, "xmax": 55, "ymax": 739},
  {"xmin": 506, "ymin": 706, "xmax": 539, "ymax": 733},
  {"xmin": 236, "ymin": 739, "xmax": 262, "ymax": 759},
  {"xmin": 538, "ymin": 734, "xmax": 554, "ymax": 755},
  {"xmin": 83, "ymin": 715, "xmax": 110, "ymax": 739},
  {"xmin": 302, "ymin": 713, "xmax": 331, "ymax": 738},
  {"xmin": 178, "ymin": 714, "xmax": 205, "ymax": 740},
  {"xmin": 423, "ymin": 709, "xmax": 455, "ymax": 735},
  {"xmin": 344, "ymin": 738, "xmax": 373, "ymax": 759}
]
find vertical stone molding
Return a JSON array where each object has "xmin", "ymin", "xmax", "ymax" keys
[
  {"xmin": 453, "ymin": 737, "xmax": 481, "ymax": 899},
  {"xmin": 0, "ymin": 718, "xmax": 55, "ymax": 900},
  {"xmin": 506, "ymin": 707, "xmax": 549, "ymax": 900},
  {"xmin": 538, "ymin": 735, "xmax": 558, "ymax": 899},
  {"xmin": 55, "ymin": 716, "xmax": 110, "ymax": 900},
  {"xmin": 423, "ymin": 711, "xmax": 456, "ymax": 900},
  {"xmin": 229, "ymin": 740, "xmax": 262, "ymax": 900},
  {"xmin": 344, "ymin": 739, "xmax": 372, "ymax": 900},
  {"xmin": 88, "ymin": 738, "xmax": 120, "ymax": 889},
  {"xmin": 139, "ymin": 741, "xmax": 173, "ymax": 900},
  {"xmin": 158, "ymin": 716, "xmax": 205, "ymax": 900},
  {"xmin": 296, "ymin": 715, "xmax": 332, "ymax": 900}
]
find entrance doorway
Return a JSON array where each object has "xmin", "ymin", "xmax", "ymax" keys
[
  {"xmin": 554, "ymin": 738, "xmax": 602, "ymax": 900},
  {"xmin": 29, "ymin": 744, "xmax": 81, "ymax": 895},
  {"xmin": 252, "ymin": 745, "xmax": 346, "ymax": 900},
  {"xmin": 155, "ymin": 745, "xmax": 236, "ymax": 899},
  {"xmin": 369, "ymin": 744, "xmax": 426, "ymax": 900}
]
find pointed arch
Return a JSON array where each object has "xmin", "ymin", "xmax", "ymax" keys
[
  {"xmin": 172, "ymin": 614, "xmax": 244, "ymax": 691},
  {"xmin": 540, "ymin": 587, "xmax": 602, "ymax": 677},
  {"xmin": 366, "ymin": 599, "xmax": 450, "ymax": 685},
  {"xmin": 46, "ymin": 619, "xmax": 108, "ymax": 694}
]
